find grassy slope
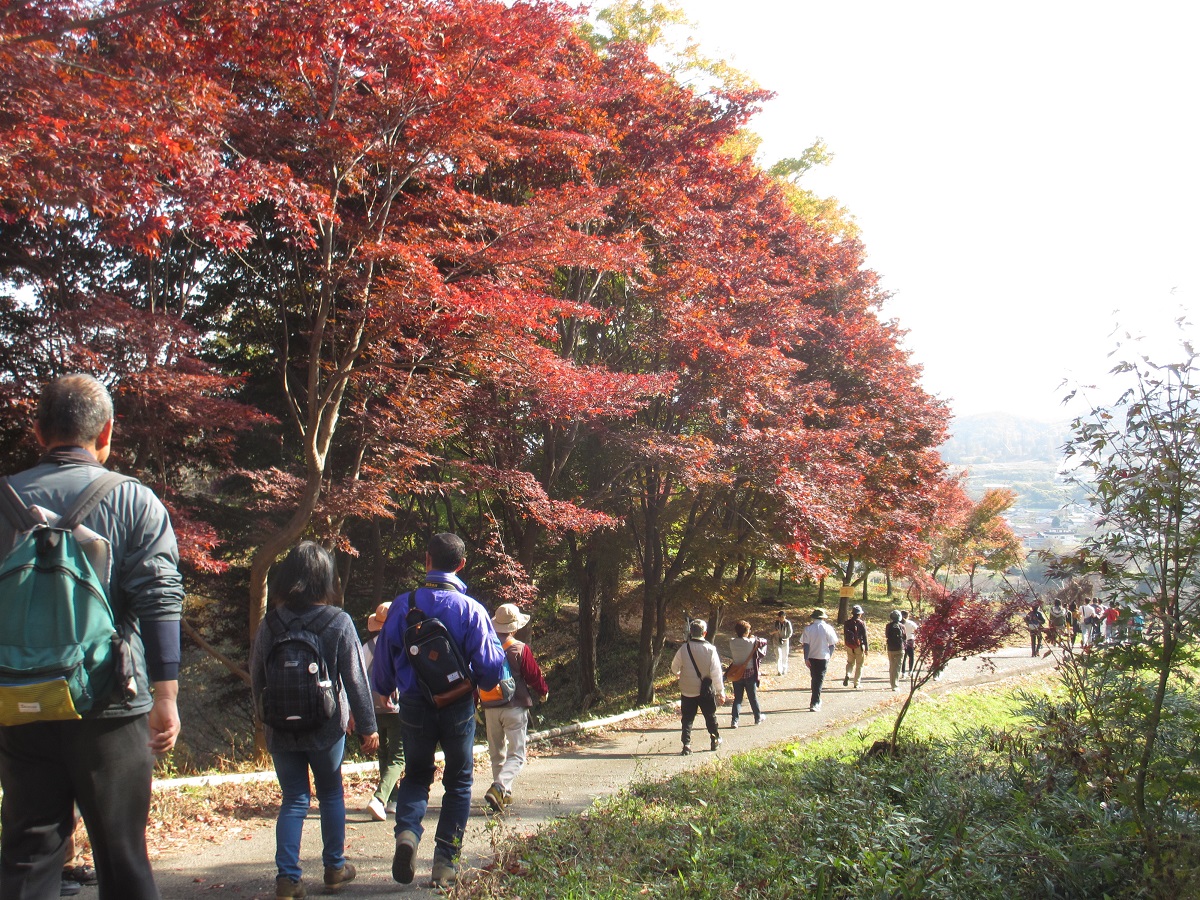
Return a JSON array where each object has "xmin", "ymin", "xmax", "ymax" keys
[{"xmin": 463, "ymin": 672, "xmax": 1140, "ymax": 899}]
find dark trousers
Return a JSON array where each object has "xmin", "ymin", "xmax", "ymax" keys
[
  {"xmin": 679, "ymin": 693, "xmax": 719, "ymax": 747},
  {"xmin": 902, "ymin": 641, "xmax": 915, "ymax": 674},
  {"xmin": 0, "ymin": 715, "xmax": 159, "ymax": 900},
  {"xmin": 808, "ymin": 658, "xmax": 828, "ymax": 707}
]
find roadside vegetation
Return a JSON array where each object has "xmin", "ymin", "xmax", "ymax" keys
[{"xmin": 464, "ymin": 668, "xmax": 1200, "ymax": 899}]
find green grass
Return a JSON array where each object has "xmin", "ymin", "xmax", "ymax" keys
[{"xmin": 464, "ymin": 672, "xmax": 1181, "ymax": 899}]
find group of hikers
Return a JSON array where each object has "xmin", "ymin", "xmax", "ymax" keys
[
  {"xmin": 1024, "ymin": 596, "xmax": 1146, "ymax": 655},
  {"xmin": 0, "ymin": 374, "xmax": 1154, "ymax": 900},
  {"xmin": 668, "ymin": 604, "xmax": 923, "ymax": 755},
  {"xmin": 0, "ymin": 375, "xmax": 551, "ymax": 899}
]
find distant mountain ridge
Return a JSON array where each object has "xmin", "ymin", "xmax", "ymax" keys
[{"xmin": 941, "ymin": 413, "xmax": 1071, "ymax": 465}]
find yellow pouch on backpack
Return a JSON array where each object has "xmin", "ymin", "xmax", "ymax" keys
[{"xmin": 0, "ymin": 678, "xmax": 81, "ymax": 726}]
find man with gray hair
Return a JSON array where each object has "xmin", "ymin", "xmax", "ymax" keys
[
  {"xmin": 669, "ymin": 619, "xmax": 725, "ymax": 755},
  {"xmin": 0, "ymin": 374, "xmax": 184, "ymax": 899}
]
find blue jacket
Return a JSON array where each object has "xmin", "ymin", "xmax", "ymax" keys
[{"xmin": 372, "ymin": 572, "xmax": 506, "ymax": 703}]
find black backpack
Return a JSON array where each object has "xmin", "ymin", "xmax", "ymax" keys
[
  {"xmin": 404, "ymin": 589, "xmax": 475, "ymax": 708},
  {"xmin": 258, "ymin": 606, "xmax": 340, "ymax": 733}
]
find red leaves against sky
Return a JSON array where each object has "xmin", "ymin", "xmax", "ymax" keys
[{"xmin": 0, "ymin": 0, "xmax": 952, "ymax": 586}]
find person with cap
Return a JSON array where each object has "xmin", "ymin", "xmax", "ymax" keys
[
  {"xmin": 800, "ymin": 608, "xmax": 839, "ymax": 711},
  {"xmin": 842, "ymin": 605, "xmax": 869, "ymax": 689},
  {"xmin": 772, "ymin": 609, "xmax": 794, "ymax": 676},
  {"xmin": 362, "ymin": 602, "xmax": 404, "ymax": 822},
  {"xmin": 481, "ymin": 603, "xmax": 549, "ymax": 813},
  {"xmin": 669, "ymin": 619, "xmax": 725, "ymax": 754},
  {"xmin": 886, "ymin": 610, "xmax": 906, "ymax": 690}
]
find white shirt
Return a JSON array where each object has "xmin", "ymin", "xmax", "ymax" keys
[
  {"xmin": 1082, "ymin": 603, "xmax": 1096, "ymax": 620},
  {"xmin": 903, "ymin": 619, "xmax": 918, "ymax": 641},
  {"xmin": 801, "ymin": 620, "xmax": 839, "ymax": 660},
  {"xmin": 670, "ymin": 639, "xmax": 725, "ymax": 699}
]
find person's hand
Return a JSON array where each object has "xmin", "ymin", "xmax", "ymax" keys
[
  {"xmin": 148, "ymin": 681, "xmax": 181, "ymax": 755},
  {"xmin": 360, "ymin": 732, "xmax": 379, "ymax": 754},
  {"xmin": 538, "ymin": 692, "xmax": 550, "ymax": 703},
  {"xmin": 348, "ymin": 714, "xmax": 356, "ymax": 734}
]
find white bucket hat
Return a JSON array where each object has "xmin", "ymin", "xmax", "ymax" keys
[{"xmin": 491, "ymin": 603, "xmax": 531, "ymax": 633}]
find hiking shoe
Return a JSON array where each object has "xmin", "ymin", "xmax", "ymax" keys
[
  {"xmin": 323, "ymin": 863, "xmax": 355, "ymax": 892},
  {"xmin": 484, "ymin": 782, "xmax": 506, "ymax": 813},
  {"xmin": 63, "ymin": 866, "xmax": 97, "ymax": 886},
  {"xmin": 385, "ymin": 801, "xmax": 397, "ymax": 814},
  {"xmin": 392, "ymin": 830, "xmax": 419, "ymax": 884},
  {"xmin": 60, "ymin": 882, "xmax": 82, "ymax": 898},
  {"xmin": 430, "ymin": 856, "xmax": 458, "ymax": 889},
  {"xmin": 680, "ymin": 745, "xmax": 692, "ymax": 755},
  {"xmin": 710, "ymin": 735, "xmax": 722, "ymax": 751},
  {"xmin": 367, "ymin": 797, "xmax": 387, "ymax": 821},
  {"xmin": 275, "ymin": 876, "xmax": 306, "ymax": 899},
  {"xmin": 843, "ymin": 676, "xmax": 849, "ymax": 686}
]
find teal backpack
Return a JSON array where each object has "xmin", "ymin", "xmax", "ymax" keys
[{"xmin": 0, "ymin": 473, "xmax": 135, "ymax": 726}]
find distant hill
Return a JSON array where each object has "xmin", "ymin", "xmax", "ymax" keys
[{"xmin": 941, "ymin": 413, "xmax": 1071, "ymax": 465}]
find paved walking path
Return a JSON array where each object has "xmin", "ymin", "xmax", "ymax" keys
[{"xmin": 153, "ymin": 647, "xmax": 1053, "ymax": 899}]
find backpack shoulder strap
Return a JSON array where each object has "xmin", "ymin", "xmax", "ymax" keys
[
  {"xmin": 60, "ymin": 472, "xmax": 134, "ymax": 531},
  {"xmin": 0, "ymin": 478, "xmax": 39, "ymax": 533},
  {"xmin": 307, "ymin": 605, "xmax": 341, "ymax": 635}
]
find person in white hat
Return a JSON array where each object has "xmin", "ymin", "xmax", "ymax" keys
[
  {"xmin": 800, "ymin": 608, "xmax": 838, "ymax": 711},
  {"xmin": 480, "ymin": 604, "xmax": 548, "ymax": 813},
  {"xmin": 361, "ymin": 602, "xmax": 404, "ymax": 822}
]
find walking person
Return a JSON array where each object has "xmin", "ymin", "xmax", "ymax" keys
[
  {"xmin": 372, "ymin": 533, "xmax": 508, "ymax": 889},
  {"xmin": 772, "ymin": 610, "xmax": 793, "ymax": 675},
  {"xmin": 1025, "ymin": 602, "xmax": 1046, "ymax": 656},
  {"xmin": 1081, "ymin": 598, "xmax": 1097, "ymax": 648},
  {"xmin": 250, "ymin": 542, "xmax": 379, "ymax": 899},
  {"xmin": 841, "ymin": 605, "xmax": 868, "ymax": 689},
  {"xmin": 481, "ymin": 603, "xmax": 549, "ymax": 813},
  {"xmin": 362, "ymin": 603, "xmax": 403, "ymax": 822},
  {"xmin": 886, "ymin": 610, "xmax": 905, "ymax": 691},
  {"xmin": 800, "ymin": 608, "xmax": 838, "ymax": 711},
  {"xmin": 1068, "ymin": 600, "xmax": 1081, "ymax": 648},
  {"xmin": 1048, "ymin": 599, "xmax": 1067, "ymax": 646},
  {"xmin": 727, "ymin": 621, "xmax": 767, "ymax": 728},
  {"xmin": 901, "ymin": 610, "xmax": 918, "ymax": 675},
  {"xmin": 670, "ymin": 619, "xmax": 725, "ymax": 754},
  {"xmin": 0, "ymin": 374, "xmax": 184, "ymax": 900}
]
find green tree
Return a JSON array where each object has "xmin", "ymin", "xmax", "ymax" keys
[{"xmin": 1060, "ymin": 338, "xmax": 1200, "ymax": 868}]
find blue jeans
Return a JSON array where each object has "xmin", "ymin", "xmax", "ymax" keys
[
  {"xmin": 394, "ymin": 696, "xmax": 476, "ymax": 862},
  {"xmin": 271, "ymin": 737, "xmax": 346, "ymax": 881},
  {"xmin": 730, "ymin": 679, "xmax": 761, "ymax": 725}
]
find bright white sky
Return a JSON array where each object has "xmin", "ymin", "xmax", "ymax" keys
[{"xmin": 672, "ymin": 0, "xmax": 1200, "ymax": 423}]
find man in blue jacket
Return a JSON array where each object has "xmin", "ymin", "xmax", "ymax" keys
[
  {"xmin": 373, "ymin": 533, "xmax": 506, "ymax": 889},
  {"xmin": 0, "ymin": 374, "xmax": 184, "ymax": 900}
]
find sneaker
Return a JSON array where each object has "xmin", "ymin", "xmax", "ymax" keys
[
  {"xmin": 729, "ymin": 720, "xmax": 739, "ymax": 729},
  {"xmin": 366, "ymin": 797, "xmax": 387, "ymax": 821},
  {"xmin": 484, "ymin": 782, "xmax": 506, "ymax": 813},
  {"xmin": 430, "ymin": 856, "xmax": 458, "ymax": 889},
  {"xmin": 710, "ymin": 735, "xmax": 721, "ymax": 751},
  {"xmin": 323, "ymin": 863, "xmax": 356, "ymax": 892},
  {"xmin": 63, "ymin": 866, "xmax": 98, "ymax": 886},
  {"xmin": 754, "ymin": 715, "xmax": 766, "ymax": 725},
  {"xmin": 275, "ymin": 876, "xmax": 306, "ymax": 899},
  {"xmin": 60, "ymin": 882, "xmax": 82, "ymax": 898},
  {"xmin": 811, "ymin": 702, "xmax": 821, "ymax": 712},
  {"xmin": 385, "ymin": 801, "xmax": 397, "ymax": 815},
  {"xmin": 681, "ymin": 745, "xmax": 692, "ymax": 755},
  {"xmin": 392, "ymin": 830, "xmax": 419, "ymax": 885},
  {"xmin": 503, "ymin": 789, "xmax": 513, "ymax": 807},
  {"xmin": 842, "ymin": 676, "xmax": 849, "ymax": 686}
]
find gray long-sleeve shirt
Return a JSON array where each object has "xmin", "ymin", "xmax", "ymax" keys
[
  {"xmin": 250, "ymin": 604, "xmax": 377, "ymax": 753},
  {"xmin": 2, "ymin": 450, "xmax": 184, "ymax": 717}
]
